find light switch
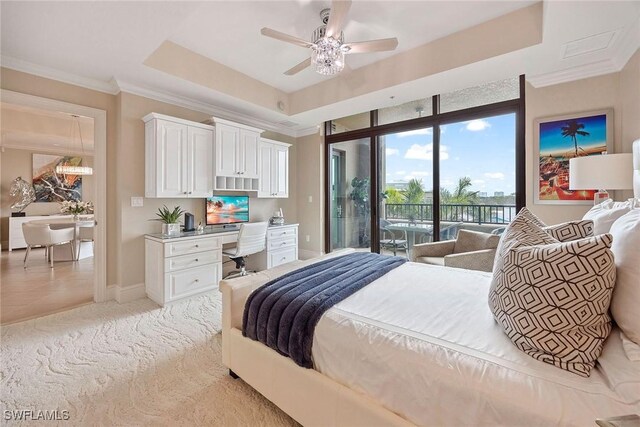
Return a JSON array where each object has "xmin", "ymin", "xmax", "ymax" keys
[
  {"xmin": 308, "ymin": 196, "xmax": 313, "ymax": 203},
  {"xmin": 305, "ymin": 235, "xmax": 310, "ymax": 242},
  {"xmin": 131, "ymin": 197, "xmax": 144, "ymax": 207}
]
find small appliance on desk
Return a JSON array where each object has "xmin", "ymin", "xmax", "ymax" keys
[
  {"xmin": 183, "ymin": 212, "xmax": 195, "ymax": 232},
  {"xmin": 270, "ymin": 208, "xmax": 285, "ymax": 226}
]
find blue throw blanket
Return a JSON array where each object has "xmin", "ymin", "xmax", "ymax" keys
[{"xmin": 242, "ymin": 252, "xmax": 407, "ymax": 368}]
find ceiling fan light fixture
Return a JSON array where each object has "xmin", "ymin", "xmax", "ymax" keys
[{"xmin": 312, "ymin": 36, "xmax": 345, "ymax": 75}]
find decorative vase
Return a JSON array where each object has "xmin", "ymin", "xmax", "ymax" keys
[
  {"xmin": 162, "ymin": 223, "xmax": 181, "ymax": 236},
  {"xmin": 73, "ymin": 214, "xmax": 79, "ymax": 221}
]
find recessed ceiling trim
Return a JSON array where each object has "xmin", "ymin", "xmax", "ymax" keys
[
  {"xmin": 1, "ymin": 55, "xmax": 119, "ymax": 95},
  {"xmin": 562, "ymin": 30, "xmax": 619, "ymax": 59},
  {"xmin": 114, "ymin": 79, "xmax": 299, "ymax": 137},
  {"xmin": 527, "ymin": 59, "xmax": 619, "ymax": 88}
]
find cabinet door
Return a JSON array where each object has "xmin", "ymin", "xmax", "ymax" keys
[
  {"xmin": 258, "ymin": 142, "xmax": 273, "ymax": 197},
  {"xmin": 272, "ymin": 145, "xmax": 289, "ymax": 198},
  {"xmin": 187, "ymin": 127, "xmax": 214, "ymax": 197},
  {"xmin": 215, "ymin": 123, "xmax": 238, "ymax": 177},
  {"xmin": 239, "ymin": 129, "xmax": 260, "ymax": 178},
  {"xmin": 157, "ymin": 120, "xmax": 188, "ymax": 197}
]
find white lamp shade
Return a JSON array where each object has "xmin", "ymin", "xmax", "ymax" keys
[{"xmin": 569, "ymin": 153, "xmax": 633, "ymax": 190}]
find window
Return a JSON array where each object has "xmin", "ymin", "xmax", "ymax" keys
[{"xmin": 324, "ymin": 76, "xmax": 524, "ymax": 255}]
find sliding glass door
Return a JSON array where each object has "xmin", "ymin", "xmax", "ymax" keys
[
  {"xmin": 328, "ymin": 138, "xmax": 371, "ymax": 251},
  {"xmin": 439, "ymin": 113, "xmax": 516, "ymax": 240},
  {"xmin": 379, "ymin": 128, "xmax": 433, "ymax": 258}
]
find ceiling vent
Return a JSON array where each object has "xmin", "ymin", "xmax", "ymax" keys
[{"xmin": 562, "ymin": 30, "xmax": 618, "ymax": 59}]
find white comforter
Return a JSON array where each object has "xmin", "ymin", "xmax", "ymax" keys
[{"xmin": 312, "ymin": 262, "xmax": 640, "ymax": 426}]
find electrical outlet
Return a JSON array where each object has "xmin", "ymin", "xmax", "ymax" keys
[
  {"xmin": 305, "ymin": 235, "xmax": 310, "ymax": 242},
  {"xmin": 131, "ymin": 197, "xmax": 144, "ymax": 207}
]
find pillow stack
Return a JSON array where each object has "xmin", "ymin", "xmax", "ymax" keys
[
  {"xmin": 489, "ymin": 208, "xmax": 616, "ymax": 377},
  {"xmin": 607, "ymin": 208, "xmax": 640, "ymax": 347}
]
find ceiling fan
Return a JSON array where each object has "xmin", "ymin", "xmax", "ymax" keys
[{"xmin": 261, "ymin": 0, "xmax": 398, "ymax": 76}]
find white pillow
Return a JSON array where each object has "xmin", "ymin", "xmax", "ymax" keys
[
  {"xmin": 609, "ymin": 209, "xmax": 640, "ymax": 345},
  {"xmin": 583, "ymin": 199, "xmax": 631, "ymax": 235}
]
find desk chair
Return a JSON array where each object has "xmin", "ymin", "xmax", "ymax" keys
[
  {"xmin": 22, "ymin": 223, "xmax": 75, "ymax": 268},
  {"xmin": 223, "ymin": 222, "xmax": 268, "ymax": 278}
]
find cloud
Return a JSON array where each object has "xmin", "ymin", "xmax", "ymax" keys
[
  {"xmin": 397, "ymin": 128, "xmax": 432, "ymax": 137},
  {"xmin": 404, "ymin": 143, "xmax": 449, "ymax": 161},
  {"xmin": 484, "ymin": 172, "xmax": 505, "ymax": 179},
  {"xmin": 385, "ymin": 148, "xmax": 399, "ymax": 156},
  {"xmin": 466, "ymin": 119, "xmax": 491, "ymax": 131},
  {"xmin": 411, "ymin": 171, "xmax": 430, "ymax": 176},
  {"xmin": 395, "ymin": 170, "xmax": 406, "ymax": 175},
  {"xmin": 472, "ymin": 179, "xmax": 486, "ymax": 184}
]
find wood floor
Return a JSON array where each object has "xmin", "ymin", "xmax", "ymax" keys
[{"xmin": 1, "ymin": 247, "xmax": 93, "ymax": 324}]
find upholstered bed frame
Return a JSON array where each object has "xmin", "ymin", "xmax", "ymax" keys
[{"xmin": 220, "ymin": 140, "xmax": 640, "ymax": 426}]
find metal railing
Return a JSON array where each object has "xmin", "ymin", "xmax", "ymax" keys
[{"xmin": 385, "ymin": 203, "xmax": 516, "ymax": 225}]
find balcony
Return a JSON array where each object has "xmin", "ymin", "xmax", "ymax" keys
[{"xmin": 384, "ymin": 203, "xmax": 516, "ymax": 225}]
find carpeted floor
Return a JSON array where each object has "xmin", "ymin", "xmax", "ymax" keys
[{"xmin": 1, "ymin": 292, "xmax": 297, "ymax": 426}]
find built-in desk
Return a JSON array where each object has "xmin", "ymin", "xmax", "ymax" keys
[{"xmin": 144, "ymin": 224, "xmax": 298, "ymax": 306}]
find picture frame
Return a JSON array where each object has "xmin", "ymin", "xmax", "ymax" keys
[{"xmin": 533, "ymin": 109, "xmax": 613, "ymax": 205}]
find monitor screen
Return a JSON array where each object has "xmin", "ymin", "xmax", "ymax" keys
[{"xmin": 205, "ymin": 195, "xmax": 249, "ymax": 225}]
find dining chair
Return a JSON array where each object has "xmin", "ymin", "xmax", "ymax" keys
[
  {"xmin": 22, "ymin": 223, "xmax": 75, "ymax": 268},
  {"xmin": 78, "ymin": 225, "xmax": 95, "ymax": 259}
]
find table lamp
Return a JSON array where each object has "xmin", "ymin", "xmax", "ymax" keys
[{"xmin": 569, "ymin": 153, "xmax": 633, "ymax": 205}]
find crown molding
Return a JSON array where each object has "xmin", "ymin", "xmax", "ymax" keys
[
  {"xmin": 1, "ymin": 55, "xmax": 119, "ymax": 94},
  {"xmin": 112, "ymin": 79, "xmax": 299, "ymax": 137},
  {"xmin": 295, "ymin": 126, "xmax": 321, "ymax": 138},
  {"xmin": 526, "ymin": 59, "xmax": 620, "ymax": 88}
]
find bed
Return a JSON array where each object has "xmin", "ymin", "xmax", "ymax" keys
[
  {"xmin": 221, "ymin": 256, "xmax": 640, "ymax": 426},
  {"xmin": 220, "ymin": 140, "xmax": 640, "ymax": 426}
]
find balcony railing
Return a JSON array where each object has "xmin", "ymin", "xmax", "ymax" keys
[{"xmin": 385, "ymin": 203, "xmax": 516, "ymax": 225}]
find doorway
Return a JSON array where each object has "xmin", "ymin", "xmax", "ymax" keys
[{"xmin": 0, "ymin": 90, "xmax": 107, "ymax": 324}]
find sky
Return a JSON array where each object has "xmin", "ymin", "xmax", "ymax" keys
[
  {"xmin": 382, "ymin": 113, "xmax": 516, "ymax": 195},
  {"xmin": 539, "ymin": 113, "xmax": 607, "ymax": 156}
]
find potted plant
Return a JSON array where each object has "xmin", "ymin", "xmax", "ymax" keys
[{"xmin": 154, "ymin": 205, "xmax": 184, "ymax": 236}]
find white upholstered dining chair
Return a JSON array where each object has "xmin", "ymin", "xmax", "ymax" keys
[
  {"xmin": 22, "ymin": 223, "xmax": 75, "ymax": 268},
  {"xmin": 223, "ymin": 222, "xmax": 269, "ymax": 278}
]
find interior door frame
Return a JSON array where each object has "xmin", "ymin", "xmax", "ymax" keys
[{"xmin": 1, "ymin": 89, "xmax": 108, "ymax": 302}]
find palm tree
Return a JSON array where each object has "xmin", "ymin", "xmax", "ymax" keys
[
  {"xmin": 440, "ymin": 177, "xmax": 478, "ymax": 205},
  {"xmin": 403, "ymin": 179, "xmax": 425, "ymax": 204},
  {"xmin": 560, "ymin": 120, "xmax": 590, "ymax": 157}
]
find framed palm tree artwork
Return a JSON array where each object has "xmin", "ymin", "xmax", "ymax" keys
[{"xmin": 533, "ymin": 109, "xmax": 613, "ymax": 205}]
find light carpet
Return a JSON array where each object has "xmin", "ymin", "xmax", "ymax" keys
[{"xmin": 1, "ymin": 292, "xmax": 297, "ymax": 426}]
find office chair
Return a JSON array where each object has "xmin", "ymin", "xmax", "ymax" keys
[{"xmin": 222, "ymin": 222, "xmax": 269, "ymax": 279}]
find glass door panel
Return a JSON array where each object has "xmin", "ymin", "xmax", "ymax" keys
[
  {"xmin": 379, "ymin": 127, "xmax": 434, "ymax": 259},
  {"xmin": 329, "ymin": 138, "xmax": 371, "ymax": 251},
  {"xmin": 439, "ymin": 113, "xmax": 516, "ymax": 241}
]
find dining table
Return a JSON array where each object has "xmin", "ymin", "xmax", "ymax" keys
[
  {"xmin": 27, "ymin": 215, "xmax": 95, "ymax": 261},
  {"xmin": 384, "ymin": 222, "xmax": 434, "ymax": 258}
]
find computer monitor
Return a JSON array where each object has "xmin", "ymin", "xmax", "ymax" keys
[{"xmin": 205, "ymin": 195, "xmax": 249, "ymax": 226}]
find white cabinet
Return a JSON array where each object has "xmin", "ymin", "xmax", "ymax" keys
[
  {"xmin": 252, "ymin": 224, "xmax": 298, "ymax": 270},
  {"xmin": 258, "ymin": 138, "xmax": 290, "ymax": 198},
  {"xmin": 213, "ymin": 118, "xmax": 262, "ymax": 192},
  {"xmin": 144, "ymin": 113, "xmax": 214, "ymax": 198},
  {"xmin": 145, "ymin": 234, "xmax": 223, "ymax": 306}
]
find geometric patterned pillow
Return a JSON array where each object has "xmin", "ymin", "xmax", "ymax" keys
[
  {"xmin": 489, "ymin": 212, "xmax": 616, "ymax": 377},
  {"xmin": 543, "ymin": 220, "xmax": 594, "ymax": 242}
]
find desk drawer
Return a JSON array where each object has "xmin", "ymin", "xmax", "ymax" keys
[
  {"xmin": 267, "ymin": 235, "xmax": 297, "ymax": 251},
  {"xmin": 167, "ymin": 263, "xmax": 220, "ymax": 301},
  {"xmin": 269, "ymin": 247, "xmax": 297, "ymax": 268},
  {"xmin": 268, "ymin": 226, "xmax": 297, "ymax": 240},
  {"xmin": 165, "ymin": 251, "xmax": 220, "ymax": 272},
  {"xmin": 165, "ymin": 237, "xmax": 221, "ymax": 258}
]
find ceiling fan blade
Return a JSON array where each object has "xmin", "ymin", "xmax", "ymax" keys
[
  {"xmin": 261, "ymin": 27, "xmax": 313, "ymax": 49},
  {"xmin": 325, "ymin": 0, "xmax": 352, "ymax": 38},
  {"xmin": 284, "ymin": 57, "xmax": 312, "ymax": 75},
  {"xmin": 343, "ymin": 37, "xmax": 398, "ymax": 54}
]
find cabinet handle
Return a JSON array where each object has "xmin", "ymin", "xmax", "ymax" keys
[
  {"xmin": 183, "ymin": 191, "xmax": 188, "ymax": 194},
  {"xmin": 195, "ymin": 279, "xmax": 199, "ymax": 283},
  {"xmin": 195, "ymin": 244, "xmax": 199, "ymax": 248},
  {"xmin": 188, "ymin": 191, "xmax": 192, "ymax": 195},
  {"xmin": 281, "ymin": 242, "xmax": 287, "ymax": 246},
  {"xmin": 195, "ymin": 259, "xmax": 199, "ymax": 262},
  {"xmin": 281, "ymin": 257, "xmax": 286, "ymax": 261}
]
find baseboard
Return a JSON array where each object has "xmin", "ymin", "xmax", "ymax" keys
[
  {"xmin": 114, "ymin": 282, "xmax": 146, "ymax": 303},
  {"xmin": 298, "ymin": 249, "xmax": 324, "ymax": 260},
  {"xmin": 106, "ymin": 285, "xmax": 117, "ymax": 301}
]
